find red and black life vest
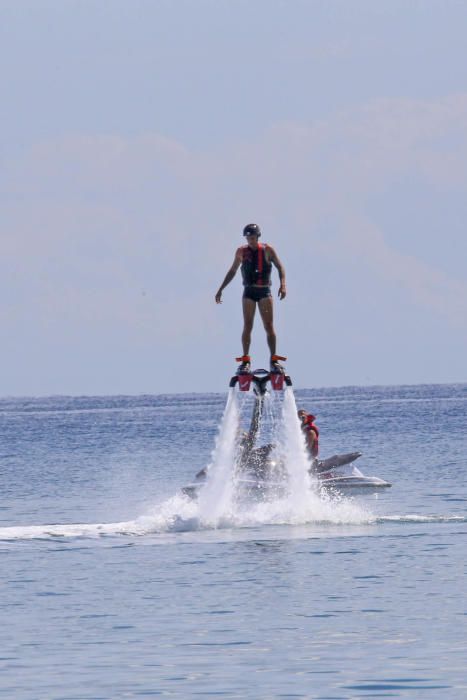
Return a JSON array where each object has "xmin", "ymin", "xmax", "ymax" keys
[
  {"xmin": 241, "ymin": 243, "xmax": 272, "ymax": 286},
  {"xmin": 302, "ymin": 414, "xmax": 319, "ymax": 457}
]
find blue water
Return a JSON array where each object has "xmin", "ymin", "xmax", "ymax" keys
[{"xmin": 1, "ymin": 384, "xmax": 466, "ymax": 699}]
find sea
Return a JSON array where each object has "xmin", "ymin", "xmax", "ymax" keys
[{"xmin": 0, "ymin": 382, "xmax": 466, "ymax": 700}]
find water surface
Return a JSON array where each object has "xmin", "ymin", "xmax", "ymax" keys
[{"xmin": 0, "ymin": 384, "xmax": 466, "ymax": 698}]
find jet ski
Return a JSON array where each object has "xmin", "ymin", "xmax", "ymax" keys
[
  {"xmin": 311, "ymin": 452, "xmax": 391, "ymax": 495},
  {"xmin": 181, "ymin": 368, "xmax": 391, "ymax": 500},
  {"xmin": 182, "ymin": 450, "xmax": 391, "ymax": 500}
]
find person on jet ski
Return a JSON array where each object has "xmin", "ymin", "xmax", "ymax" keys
[{"xmin": 298, "ymin": 409, "xmax": 319, "ymax": 460}]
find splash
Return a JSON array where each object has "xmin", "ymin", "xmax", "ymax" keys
[
  {"xmin": 278, "ymin": 387, "xmax": 314, "ymax": 514},
  {"xmin": 196, "ymin": 388, "xmax": 240, "ymax": 525},
  {"xmin": 189, "ymin": 385, "xmax": 372, "ymax": 529}
]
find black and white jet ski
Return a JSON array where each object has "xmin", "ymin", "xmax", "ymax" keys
[
  {"xmin": 311, "ymin": 451, "xmax": 391, "ymax": 495},
  {"xmin": 182, "ymin": 368, "xmax": 391, "ymax": 500},
  {"xmin": 182, "ymin": 451, "xmax": 391, "ymax": 500}
]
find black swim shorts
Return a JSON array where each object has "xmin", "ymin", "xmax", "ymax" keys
[{"xmin": 243, "ymin": 286, "xmax": 272, "ymax": 302}]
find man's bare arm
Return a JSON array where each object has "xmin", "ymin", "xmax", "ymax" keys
[
  {"xmin": 215, "ymin": 251, "xmax": 242, "ymax": 303},
  {"xmin": 269, "ymin": 246, "xmax": 287, "ymax": 300}
]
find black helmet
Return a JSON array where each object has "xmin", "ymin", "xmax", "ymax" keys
[{"xmin": 243, "ymin": 223, "xmax": 261, "ymax": 237}]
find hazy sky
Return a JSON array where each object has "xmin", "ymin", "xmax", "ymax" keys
[{"xmin": 1, "ymin": 0, "xmax": 466, "ymax": 395}]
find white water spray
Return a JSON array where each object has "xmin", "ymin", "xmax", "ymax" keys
[
  {"xmin": 279, "ymin": 387, "xmax": 314, "ymax": 514},
  {"xmin": 197, "ymin": 388, "xmax": 240, "ymax": 526},
  {"xmin": 192, "ymin": 383, "xmax": 371, "ymax": 529}
]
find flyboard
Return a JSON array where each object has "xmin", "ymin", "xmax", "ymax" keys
[
  {"xmin": 182, "ymin": 356, "xmax": 391, "ymax": 500},
  {"xmin": 230, "ymin": 353, "xmax": 292, "ymax": 393}
]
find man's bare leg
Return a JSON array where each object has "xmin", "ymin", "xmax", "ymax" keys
[
  {"xmin": 258, "ymin": 297, "xmax": 276, "ymax": 357},
  {"xmin": 242, "ymin": 298, "xmax": 256, "ymax": 356}
]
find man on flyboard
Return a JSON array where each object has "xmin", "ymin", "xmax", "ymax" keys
[{"xmin": 215, "ymin": 223, "xmax": 287, "ymax": 374}]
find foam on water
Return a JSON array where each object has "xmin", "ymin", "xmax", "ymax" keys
[
  {"xmin": 378, "ymin": 514, "xmax": 467, "ymax": 523},
  {"xmin": 0, "ymin": 510, "xmax": 465, "ymax": 541}
]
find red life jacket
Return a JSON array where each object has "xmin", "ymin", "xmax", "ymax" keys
[
  {"xmin": 302, "ymin": 414, "xmax": 319, "ymax": 457},
  {"xmin": 241, "ymin": 243, "xmax": 272, "ymax": 286}
]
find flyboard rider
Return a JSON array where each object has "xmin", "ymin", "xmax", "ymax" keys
[{"xmin": 215, "ymin": 223, "xmax": 287, "ymax": 374}]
